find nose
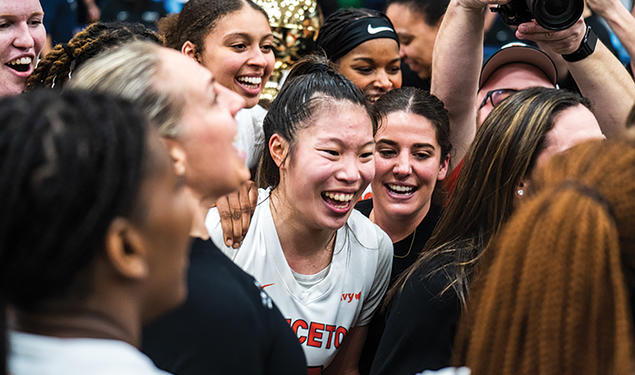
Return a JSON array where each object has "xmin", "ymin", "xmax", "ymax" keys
[
  {"xmin": 398, "ymin": 45, "xmax": 407, "ymax": 59},
  {"xmin": 374, "ymin": 70, "xmax": 393, "ymax": 91},
  {"xmin": 13, "ymin": 23, "xmax": 35, "ymax": 50},
  {"xmin": 248, "ymin": 46, "xmax": 268, "ymax": 68},
  {"xmin": 393, "ymin": 151, "xmax": 411, "ymax": 176},
  {"xmin": 335, "ymin": 156, "xmax": 362, "ymax": 184},
  {"xmin": 216, "ymin": 82, "xmax": 245, "ymax": 116}
]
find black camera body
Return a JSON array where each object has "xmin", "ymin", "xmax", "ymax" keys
[{"xmin": 493, "ymin": 0, "xmax": 584, "ymax": 30}]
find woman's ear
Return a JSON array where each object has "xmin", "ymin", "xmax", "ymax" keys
[
  {"xmin": 104, "ymin": 218, "xmax": 148, "ymax": 280},
  {"xmin": 162, "ymin": 138, "xmax": 186, "ymax": 177},
  {"xmin": 437, "ymin": 153, "xmax": 450, "ymax": 181},
  {"xmin": 515, "ymin": 179, "xmax": 530, "ymax": 199},
  {"xmin": 181, "ymin": 41, "xmax": 199, "ymax": 62},
  {"xmin": 269, "ymin": 134, "xmax": 289, "ymax": 168}
]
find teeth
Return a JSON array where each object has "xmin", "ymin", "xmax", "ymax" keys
[
  {"xmin": 388, "ymin": 184, "xmax": 414, "ymax": 193},
  {"xmin": 237, "ymin": 76, "xmax": 262, "ymax": 86},
  {"xmin": 7, "ymin": 57, "xmax": 32, "ymax": 66},
  {"xmin": 324, "ymin": 192, "xmax": 354, "ymax": 202}
]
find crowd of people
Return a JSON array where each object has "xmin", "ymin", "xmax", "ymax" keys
[{"xmin": 1, "ymin": 0, "xmax": 635, "ymax": 374}]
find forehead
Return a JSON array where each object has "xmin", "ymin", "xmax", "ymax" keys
[
  {"xmin": 0, "ymin": 0, "xmax": 43, "ymax": 16},
  {"xmin": 342, "ymin": 38, "xmax": 400, "ymax": 63},
  {"xmin": 301, "ymin": 100, "xmax": 373, "ymax": 143},
  {"xmin": 206, "ymin": 7, "xmax": 270, "ymax": 40},
  {"xmin": 377, "ymin": 111, "xmax": 439, "ymax": 144},
  {"xmin": 386, "ymin": 3, "xmax": 417, "ymax": 29},
  {"xmin": 478, "ymin": 63, "xmax": 554, "ymax": 99}
]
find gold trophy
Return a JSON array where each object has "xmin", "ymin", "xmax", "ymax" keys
[{"xmin": 254, "ymin": 0, "xmax": 322, "ymax": 103}]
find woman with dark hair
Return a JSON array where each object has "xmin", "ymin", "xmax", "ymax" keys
[
  {"xmin": 355, "ymin": 87, "xmax": 451, "ymax": 373},
  {"xmin": 454, "ymin": 139, "xmax": 635, "ymax": 375},
  {"xmin": 159, "ymin": 0, "xmax": 274, "ymax": 170},
  {"xmin": 0, "ymin": 89, "xmax": 192, "ymax": 374},
  {"xmin": 206, "ymin": 57, "xmax": 393, "ymax": 373},
  {"xmin": 0, "ymin": 0, "xmax": 45, "ymax": 96},
  {"xmin": 371, "ymin": 87, "xmax": 605, "ymax": 374},
  {"xmin": 316, "ymin": 8, "xmax": 401, "ymax": 103},
  {"xmin": 26, "ymin": 21, "xmax": 162, "ymax": 90}
]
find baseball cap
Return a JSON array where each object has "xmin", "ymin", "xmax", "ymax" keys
[{"xmin": 479, "ymin": 42, "xmax": 558, "ymax": 89}]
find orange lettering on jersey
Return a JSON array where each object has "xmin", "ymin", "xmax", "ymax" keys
[
  {"xmin": 334, "ymin": 326, "xmax": 348, "ymax": 348},
  {"xmin": 340, "ymin": 291, "xmax": 361, "ymax": 303},
  {"xmin": 291, "ymin": 319, "xmax": 308, "ymax": 344},
  {"xmin": 308, "ymin": 366, "xmax": 323, "ymax": 375},
  {"xmin": 286, "ymin": 319, "xmax": 348, "ymax": 349},
  {"xmin": 307, "ymin": 322, "xmax": 325, "ymax": 348},
  {"xmin": 324, "ymin": 325, "xmax": 336, "ymax": 349}
]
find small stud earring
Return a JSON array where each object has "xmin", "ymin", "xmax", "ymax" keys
[{"xmin": 517, "ymin": 189, "xmax": 524, "ymax": 197}]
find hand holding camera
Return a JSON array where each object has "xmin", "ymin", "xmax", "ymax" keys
[{"xmin": 493, "ymin": 0, "xmax": 584, "ymax": 29}]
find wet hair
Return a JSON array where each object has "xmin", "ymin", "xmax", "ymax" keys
[
  {"xmin": 386, "ymin": 0, "xmax": 450, "ymax": 26},
  {"xmin": 68, "ymin": 41, "xmax": 183, "ymax": 137},
  {"xmin": 159, "ymin": 0, "xmax": 268, "ymax": 57},
  {"xmin": 316, "ymin": 8, "xmax": 398, "ymax": 62},
  {"xmin": 454, "ymin": 139, "xmax": 635, "ymax": 375},
  {"xmin": 0, "ymin": 89, "xmax": 154, "ymax": 310},
  {"xmin": 26, "ymin": 22, "xmax": 162, "ymax": 90},
  {"xmin": 388, "ymin": 87, "xmax": 592, "ymax": 307},
  {"xmin": 373, "ymin": 87, "xmax": 451, "ymax": 159},
  {"xmin": 257, "ymin": 54, "xmax": 379, "ymax": 188}
]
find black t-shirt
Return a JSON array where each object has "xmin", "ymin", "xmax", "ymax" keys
[
  {"xmin": 369, "ymin": 253, "xmax": 461, "ymax": 374},
  {"xmin": 355, "ymin": 200, "xmax": 443, "ymax": 374},
  {"xmin": 142, "ymin": 238, "xmax": 307, "ymax": 375}
]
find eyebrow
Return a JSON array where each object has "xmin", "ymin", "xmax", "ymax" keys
[
  {"xmin": 0, "ymin": 11, "xmax": 44, "ymax": 18},
  {"xmin": 376, "ymin": 139, "xmax": 436, "ymax": 149},
  {"xmin": 223, "ymin": 32, "xmax": 274, "ymax": 41},
  {"xmin": 318, "ymin": 137, "xmax": 375, "ymax": 149}
]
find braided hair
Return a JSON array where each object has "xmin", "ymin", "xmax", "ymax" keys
[
  {"xmin": 26, "ymin": 22, "xmax": 162, "ymax": 90},
  {"xmin": 0, "ymin": 89, "xmax": 152, "ymax": 310},
  {"xmin": 454, "ymin": 139, "xmax": 635, "ymax": 374}
]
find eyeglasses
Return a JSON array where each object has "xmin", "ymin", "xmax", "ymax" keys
[{"xmin": 479, "ymin": 88, "xmax": 519, "ymax": 109}]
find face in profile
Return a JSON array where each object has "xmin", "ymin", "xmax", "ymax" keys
[
  {"xmin": 386, "ymin": 3, "xmax": 439, "ymax": 80},
  {"xmin": 337, "ymin": 38, "xmax": 402, "ymax": 103},
  {"xmin": 134, "ymin": 131, "xmax": 193, "ymax": 321},
  {"xmin": 195, "ymin": 6, "xmax": 275, "ymax": 109},
  {"xmin": 276, "ymin": 100, "xmax": 375, "ymax": 230},
  {"xmin": 159, "ymin": 49, "xmax": 250, "ymax": 202},
  {"xmin": 0, "ymin": 0, "xmax": 45, "ymax": 96},
  {"xmin": 372, "ymin": 111, "xmax": 448, "ymax": 219},
  {"xmin": 535, "ymin": 104, "xmax": 604, "ymax": 168}
]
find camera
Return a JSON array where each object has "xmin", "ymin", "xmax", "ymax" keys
[{"xmin": 493, "ymin": 0, "xmax": 584, "ymax": 30}]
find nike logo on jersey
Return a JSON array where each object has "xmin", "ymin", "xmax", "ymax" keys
[
  {"xmin": 367, "ymin": 24, "xmax": 394, "ymax": 35},
  {"xmin": 261, "ymin": 283, "xmax": 275, "ymax": 289},
  {"xmin": 341, "ymin": 292, "xmax": 361, "ymax": 303}
]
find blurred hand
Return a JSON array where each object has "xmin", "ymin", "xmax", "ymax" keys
[
  {"xmin": 216, "ymin": 180, "xmax": 258, "ymax": 248},
  {"xmin": 455, "ymin": 0, "xmax": 511, "ymax": 11},
  {"xmin": 516, "ymin": 17, "xmax": 586, "ymax": 55}
]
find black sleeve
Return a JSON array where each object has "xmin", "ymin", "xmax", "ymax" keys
[{"xmin": 369, "ymin": 267, "xmax": 461, "ymax": 374}]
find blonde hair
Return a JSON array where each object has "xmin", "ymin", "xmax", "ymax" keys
[{"xmin": 68, "ymin": 41, "xmax": 183, "ymax": 137}]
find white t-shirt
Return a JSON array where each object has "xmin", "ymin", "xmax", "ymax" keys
[
  {"xmin": 234, "ymin": 105, "xmax": 267, "ymax": 169},
  {"xmin": 9, "ymin": 331, "xmax": 171, "ymax": 375},
  {"xmin": 206, "ymin": 189, "xmax": 393, "ymax": 369}
]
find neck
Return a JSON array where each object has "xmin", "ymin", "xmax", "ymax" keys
[
  {"xmin": 12, "ymin": 302, "xmax": 139, "ymax": 347},
  {"xmin": 269, "ymin": 188, "xmax": 336, "ymax": 274},
  {"xmin": 188, "ymin": 187, "xmax": 212, "ymax": 240},
  {"xmin": 371, "ymin": 201, "xmax": 431, "ymax": 243}
]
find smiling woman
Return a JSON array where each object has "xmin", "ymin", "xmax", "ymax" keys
[
  {"xmin": 0, "ymin": 0, "xmax": 45, "ymax": 96},
  {"xmin": 317, "ymin": 8, "xmax": 401, "ymax": 103},
  {"xmin": 206, "ymin": 57, "xmax": 393, "ymax": 373}
]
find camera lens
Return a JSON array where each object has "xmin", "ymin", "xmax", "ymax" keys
[
  {"xmin": 544, "ymin": 0, "xmax": 568, "ymax": 16},
  {"xmin": 530, "ymin": 0, "xmax": 583, "ymax": 30}
]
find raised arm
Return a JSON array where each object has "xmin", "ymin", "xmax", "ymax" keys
[
  {"xmin": 587, "ymin": 0, "xmax": 635, "ymax": 65},
  {"xmin": 517, "ymin": 18, "xmax": 635, "ymax": 137},
  {"xmin": 431, "ymin": 0, "xmax": 509, "ymax": 170}
]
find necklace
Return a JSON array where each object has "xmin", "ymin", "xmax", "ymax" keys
[{"xmin": 393, "ymin": 227, "xmax": 417, "ymax": 259}]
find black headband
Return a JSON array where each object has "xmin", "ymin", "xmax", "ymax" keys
[{"xmin": 323, "ymin": 16, "xmax": 399, "ymax": 61}]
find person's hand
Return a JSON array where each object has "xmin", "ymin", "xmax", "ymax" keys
[
  {"xmin": 586, "ymin": 0, "xmax": 623, "ymax": 18},
  {"xmin": 516, "ymin": 17, "xmax": 586, "ymax": 55},
  {"xmin": 454, "ymin": 0, "xmax": 510, "ymax": 11},
  {"xmin": 216, "ymin": 180, "xmax": 258, "ymax": 248}
]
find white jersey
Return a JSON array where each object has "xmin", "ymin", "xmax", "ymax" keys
[
  {"xmin": 206, "ymin": 189, "xmax": 393, "ymax": 369},
  {"xmin": 234, "ymin": 105, "xmax": 266, "ymax": 170}
]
